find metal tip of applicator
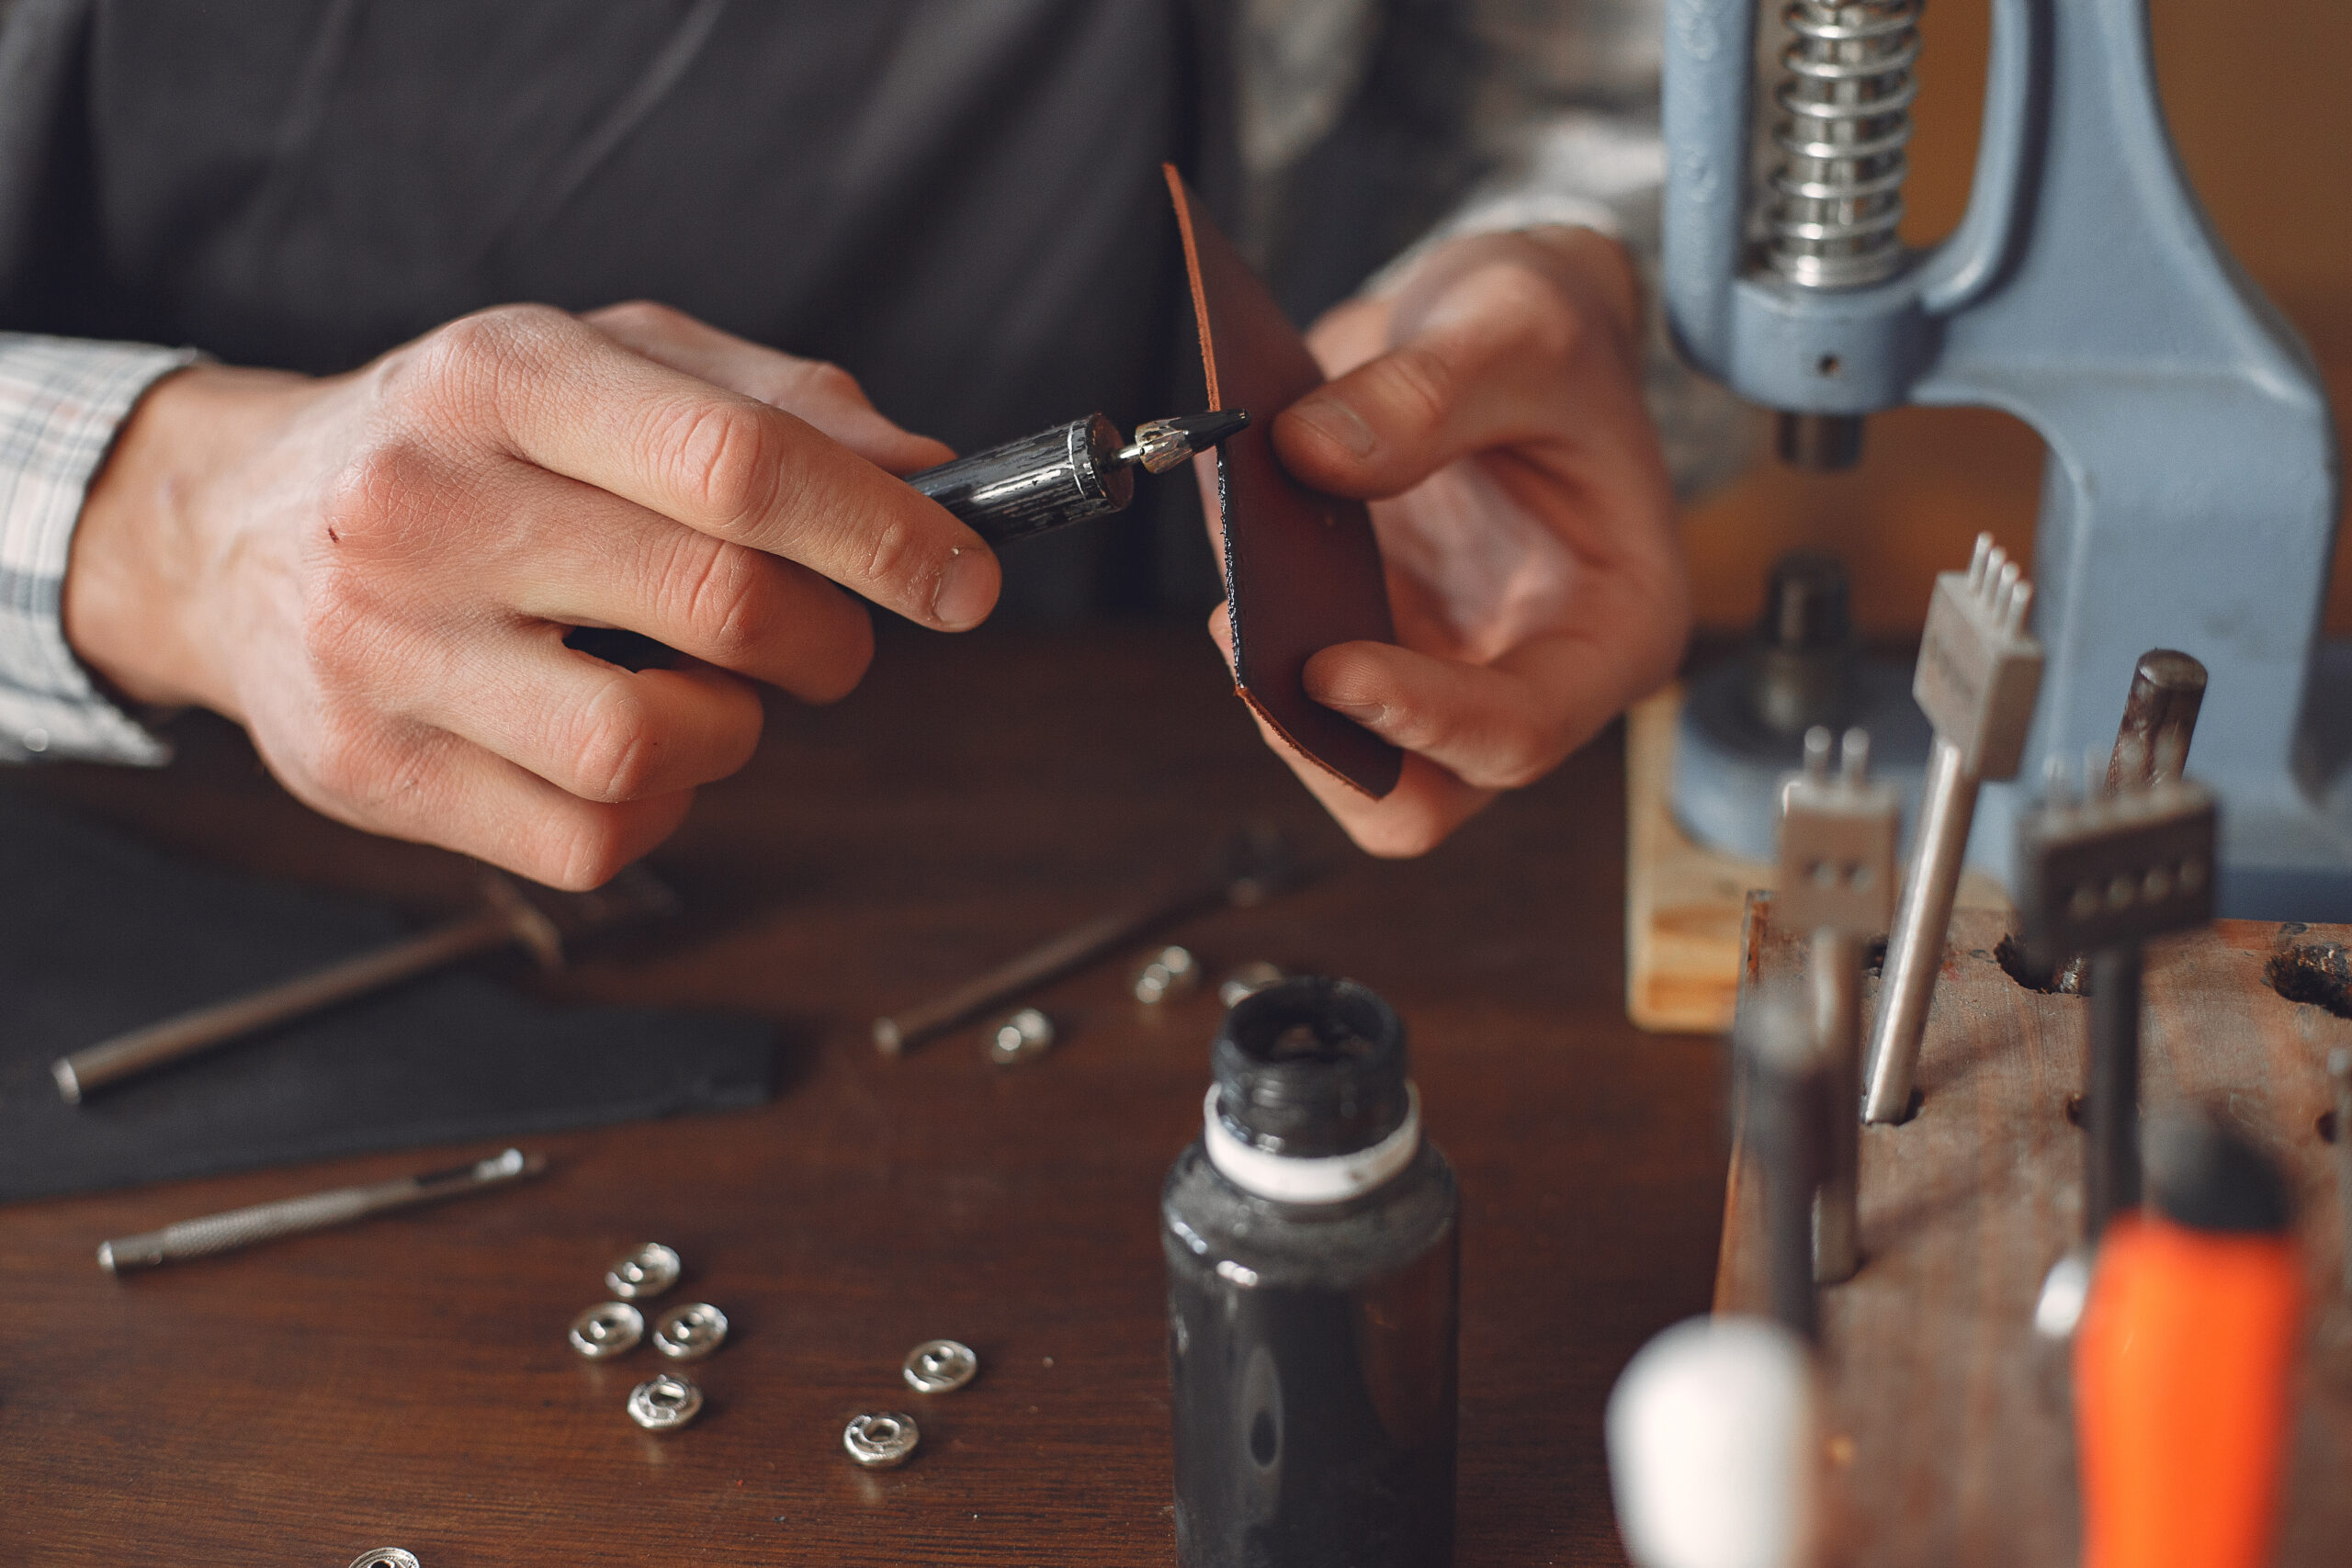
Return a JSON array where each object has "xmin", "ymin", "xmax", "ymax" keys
[{"xmin": 1177, "ymin": 409, "xmax": 1250, "ymax": 449}]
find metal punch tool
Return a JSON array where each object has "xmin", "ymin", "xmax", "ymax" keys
[
  {"xmin": 1778, "ymin": 727, "xmax": 1898, "ymax": 1284},
  {"xmin": 1861, "ymin": 534, "xmax": 2042, "ymax": 1124},
  {"xmin": 97, "ymin": 1147, "xmax": 543, "ymax": 1272},
  {"xmin": 2017, "ymin": 758, "xmax": 2218, "ymax": 1243},
  {"xmin": 54, "ymin": 865, "xmax": 676, "ymax": 1102}
]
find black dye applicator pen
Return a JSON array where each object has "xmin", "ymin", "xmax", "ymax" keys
[{"xmin": 906, "ymin": 410, "xmax": 1250, "ymax": 546}]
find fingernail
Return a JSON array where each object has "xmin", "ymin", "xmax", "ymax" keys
[
  {"xmin": 933, "ymin": 547, "xmax": 996, "ymax": 629},
  {"xmin": 1290, "ymin": 397, "xmax": 1377, "ymax": 458}
]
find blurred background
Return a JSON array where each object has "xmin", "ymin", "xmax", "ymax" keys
[{"xmin": 1681, "ymin": 0, "xmax": 2352, "ymax": 640}]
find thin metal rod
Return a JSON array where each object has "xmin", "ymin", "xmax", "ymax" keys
[
  {"xmin": 96, "ymin": 1148, "xmax": 545, "ymax": 1272},
  {"xmin": 1749, "ymin": 1037, "xmax": 1825, "ymax": 1344},
  {"xmin": 53, "ymin": 907, "xmax": 522, "ymax": 1103},
  {"xmin": 871, "ymin": 859, "xmax": 1287, "ymax": 1055},
  {"xmin": 1813, "ymin": 930, "xmax": 1864, "ymax": 1283},
  {"xmin": 2086, "ymin": 945, "xmax": 2144, "ymax": 1242},
  {"xmin": 1862, "ymin": 735, "xmax": 1979, "ymax": 1122}
]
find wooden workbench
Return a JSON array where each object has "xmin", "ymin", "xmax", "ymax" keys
[{"xmin": 0, "ymin": 619, "xmax": 1726, "ymax": 1566}]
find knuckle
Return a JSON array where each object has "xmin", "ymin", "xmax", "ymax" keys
[
  {"xmin": 322, "ymin": 438, "xmax": 431, "ymax": 537},
  {"xmin": 667, "ymin": 400, "xmax": 786, "ymax": 536},
  {"xmin": 1376, "ymin": 345, "xmax": 1458, "ymax": 434},
  {"xmin": 668, "ymin": 542, "xmax": 774, "ymax": 664},
  {"xmin": 543, "ymin": 809, "xmax": 639, "ymax": 892},
  {"xmin": 594, "ymin": 299, "xmax": 683, "ymax": 336},
  {"xmin": 566, "ymin": 680, "xmax": 660, "ymax": 803},
  {"xmin": 1491, "ymin": 266, "xmax": 1587, "ymax": 363},
  {"xmin": 300, "ymin": 707, "xmax": 397, "ymax": 807},
  {"xmin": 386, "ymin": 304, "xmax": 566, "ymax": 421},
  {"xmin": 796, "ymin": 360, "xmax": 867, "ymax": 405},
  {"xmin": 860, "ymin": 508, "xmax": 921, "ymax": 593}
]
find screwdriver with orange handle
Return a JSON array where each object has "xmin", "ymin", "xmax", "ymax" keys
[{"xmin": 2074, "ymin": 1113, "xmax": 2302, "ymax": 1568}]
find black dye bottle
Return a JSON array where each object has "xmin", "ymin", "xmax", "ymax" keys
[{"xmin": 1163, "ymin": 977, "xmax": 1459, "ymax": 1568}]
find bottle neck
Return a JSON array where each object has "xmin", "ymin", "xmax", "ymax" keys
[{"xmin": 1202, "ymin": 1082, "xmax": 1421, "ymax": 1204}]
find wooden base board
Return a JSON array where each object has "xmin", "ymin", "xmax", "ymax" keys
[
  {"xmin": 1623, "ymin": 682, "xmax": 2007, "ymax": 1033},
  {"xmin": 1716, "ymin": 902, "xmax": 2352, "ymax": 1564}
]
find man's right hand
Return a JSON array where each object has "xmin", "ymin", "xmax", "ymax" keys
[{"xmin": 64, "ymin": 301, "xmax": 997, "ymax": 888}]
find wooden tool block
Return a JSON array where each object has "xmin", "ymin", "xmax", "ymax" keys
[{"xmin": 1716, "ymin": 900, "xmax": 2352, "ymax": 1564}]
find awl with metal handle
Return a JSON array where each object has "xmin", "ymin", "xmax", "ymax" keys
[
  {"xmin": 97, "ymin": 1146, "xmax": 544, "ymax": 1272},
  {"xmin": 1861, "ymin": 534, "xmax": 2043, "ymax": 1124},
  {"xmin": 906, "ymin": 410, "xmax": 1249, "ymax": 547},
  {"xmin": 54, "ymin": 866, "xmax": 677, "ymax": 1103}
]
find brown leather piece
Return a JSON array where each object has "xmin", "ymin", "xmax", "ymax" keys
[{"xmin": 1164, "ymin": 165, "xmax": 1403, "ymax": 800}]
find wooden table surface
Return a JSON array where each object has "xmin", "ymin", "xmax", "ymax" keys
[{"xmin": 0, "ymin": 618, "xmax": 1727, "ymax": 1567}]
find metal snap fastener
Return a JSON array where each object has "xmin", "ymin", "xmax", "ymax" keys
[
  {"xmin": 605, "ymin": 1242, "xmax": 681, "ymax": 1300},
  {"xmin": 843, "ymin": 1411, "xmax": 920, "ymax": 1468},
  {"xmin": 985, "ymin": 1007, "xmax": 1055, "ymax": 1066},
  {"xmin": 570, "ymin": 1302, "xmax": 645, "ymax": 1360},
  {"xmin": 348, "ymin": 1551, "xmax": 421, "ymax": 1568},
  {"xmin": 628, "ymin": 1373, "xmax": 705, "ymax": 1431},
  {"xmin": 1217, "ymin": 961, "xmax": 1285, "ymax": 1009},
  {"xmin": 1133, "ymin": 944, "xmax": 1202, "ymax": 1005},
  {"xmin": 902, "ymin": 1338, "xmax": 978, "ymax": 1393},
  {"xmin": 653, "ymin": 1302, "xmax": 729, "ymax": 1362}
]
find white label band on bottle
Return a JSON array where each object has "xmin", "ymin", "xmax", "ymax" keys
[{"xmin": 1202, "ymin": 1082, "xmax": 1420, "ymax": 1204}]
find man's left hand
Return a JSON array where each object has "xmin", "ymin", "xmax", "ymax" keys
[{"xmin": 1213, "ymin": 226, "xmax": 1689, "ymax": 855}]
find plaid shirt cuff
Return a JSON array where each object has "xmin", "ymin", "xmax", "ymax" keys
[{"xmin": 0, "ymin": 333, "xmax": 200, "ymax": 766}]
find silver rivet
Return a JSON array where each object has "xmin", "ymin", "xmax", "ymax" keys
[
  {"xmin": 985, "ymin": 1008, "xmax": 1055, "ymax": 1066},
  {"xmin": 902, "ymin": 1338, "xmax": 978, "ymax": 1393},
  {"xmin": 1217, "ymin": 962, "xmax": 1284, "ymax": 1010},
  {"xmin": 653, "ymin": 1302, "xmax": 729, "ymax": 1362},
  {"xmin": 843, "ymin": 1411, "xmax": 921, "ymax": 1468},
  {"xmin": 628, "ymin": 1373, "xmax": 705, "ymax": 1431},
  {"xmin": 1133, "ymin": 944, "xmax": 1202, "ymax": 1005},
  {"xmin": 19, "ymin": 728, "xmax": 47, "ymax": 753},
  {"xmin": 569, "ymin": 1301, "xmax": 644, "ymax": 1359},
  {"xmin": 605, "ymin": 1242, "xmax": 681, "ymax": 1300},
  {"xmin": 347, "ymin": 1551, "xmax": 421, "ymax": 1568}
]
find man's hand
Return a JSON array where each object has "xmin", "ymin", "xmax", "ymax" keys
[
  {"xmin": 66, "ymin": 301, "xmax": 996, "ymax": 888},
  {"xmin": 1213, "ymin": 227, "xmax": 1689, "ymax": 855}
]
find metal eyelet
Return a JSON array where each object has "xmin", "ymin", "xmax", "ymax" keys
[
  {"xmin": 628, "ymin": 1373, "xmax": 705, "ymax": 1431},
  {"xmin": 652, "ymin": 1302, "xmax": 729, "ymax": 1362},
  {"xmin": 985, "ymin": 1008, "xmax": 1055, "ymax": 1066},
  {"xmin": 348, "ymin": 1551, "xmax": 422, "ymax": 1568},
  {"xmin": 569, "ymin": 1302, "xmax": 645, "ymax": 1360},
  {"xmin": 605, "ymin": 1242, "xmax": 681, "ymax": 1300},
  {"xmin": 1133, "ymin": 944, "xmax": 1202, "ymax": 1004},
  {"xmin": 843, "ymin": 1411, "xmax": 920, "ymax": 1468},
  {"xmin": 902, "ymin": 1338, "xmax": 978, "ymax": 1393}
]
